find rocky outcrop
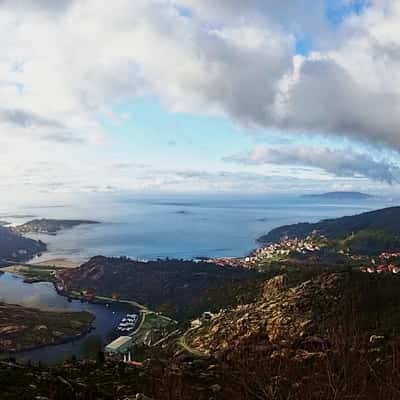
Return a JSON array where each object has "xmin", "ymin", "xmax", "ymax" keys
[{"xmin": 189, "ymin": 271, "xmax": 397, "ymax": 357}]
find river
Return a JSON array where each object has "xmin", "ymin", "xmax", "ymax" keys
[{"xmin": 0, "ymin": 272, "xmax": 138, "ymax": 364}]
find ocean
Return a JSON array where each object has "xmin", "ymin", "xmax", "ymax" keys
[{"xmin": 2, "ymin": 193, "xmax": 397, "ymax": 263}]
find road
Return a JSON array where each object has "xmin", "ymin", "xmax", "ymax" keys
[{"xmin": 178, "ymin": 327, "xmax": 208, "ymax": 358}]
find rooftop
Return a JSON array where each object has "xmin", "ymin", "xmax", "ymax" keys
[{"xmin": 105, "ymin": 336, "xmax": 132, "ymax": 352}]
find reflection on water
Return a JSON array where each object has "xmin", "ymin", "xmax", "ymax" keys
[{"xmin": 0, "ymin": 272, "xmax": 137, "ymax": 364}]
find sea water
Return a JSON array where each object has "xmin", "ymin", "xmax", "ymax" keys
[{"xmin": 2, "ymin": 193, "xmax": 397, "ymax": 263}]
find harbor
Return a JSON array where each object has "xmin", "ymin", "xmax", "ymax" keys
[{"xmin": 0, "ymin": 272, "xmax": 138, "ymax": 364}]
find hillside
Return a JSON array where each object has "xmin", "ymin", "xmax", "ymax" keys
[
  {"xmin": 3, "ymin": 271, "xmax": 400, "ymax": 399},
  {"xmin": 15, "ymin": 219, "xmax": 99, "ymax": 235},
  {"xmin": 0, "ymin": 226, "xmax": 46, "ymax": 262},
  {"xmin": 259, "ymin": 206, "xmax": 400, "ymax": 254},
  {"xmin": 181, "ymin": 270, "xmax": 400, "ymax": 399},
  {"xmin": 0, "ymin": 303, "xmax": 94, "ymax": 353},
  {"xmin": 58, "ymin": 256, "xmax": 259, "ymax": 320},
  {"xmin": 189, "ymin": 271, "xmax": 400, "ymax": 355}
]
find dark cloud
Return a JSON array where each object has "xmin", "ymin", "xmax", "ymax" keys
[
  {"xmin": 0, "ymin": 108, "xmax": 83, "ymax": 144},
  {"xmin": 0, "ymin": 108, "xmax": 63, "ymax": 129},
  {"xmin": 278, "ymin": 58, "xmax": 400, "ymax": 149},
  {"xmin": 227, "ymin": 145, "xmax": 400, "ymax": 184},
  {"xmin": 0, "ymin": 0, "xmax": 74, "ymax": 14}
]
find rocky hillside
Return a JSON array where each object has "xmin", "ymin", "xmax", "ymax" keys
[
  {"xmin": 3, "ymin": 271, "xmax": 400, "ymax": 399},
  {"xmin": 0, "ymin": 357, "xmax": 223, "ymax": 400},
  {"xmin": 189, "ymin": 271, "xmax": 400, "ymax": 356},
  {"xmin": 0, "ymin": 226, "xmax": 46, "ymax": 262},
  {"xmin": 0, "ymin": 303, "xmax": 94, "ymax": 353},
  {"xmin": 58, "ymin": 256, "xmax": 259, "ymax": 320}
]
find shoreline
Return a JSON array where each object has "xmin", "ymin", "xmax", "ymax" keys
[{"xmin": 0, "ymin": 324, "xmax": 96, "ymax": 357}]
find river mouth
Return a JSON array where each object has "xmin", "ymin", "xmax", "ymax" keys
[{"xmin": 0, "ymin": 272, "xmax": 138, "ymax": 365}]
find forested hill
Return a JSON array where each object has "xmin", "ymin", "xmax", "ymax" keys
[
  {"xmin": 0, "ymin": 226, "xmax": 46, "ymax": 262},
  {"xmin": 58, "ymin": 256, "xmax": 258, "ymax": 320},
  {"xmin": 258, "ymin": 206, "xmax": 400, "ymax": 254}
]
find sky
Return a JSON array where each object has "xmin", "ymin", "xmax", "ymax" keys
[{"xmin": 1, "ymin": 0, "xmax": 400, "ymax": 202}]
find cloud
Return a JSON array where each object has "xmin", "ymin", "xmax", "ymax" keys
[
  {"xmin": 227, "ymin": 145, "xmax": 400, "ymax": 184},
  {"xmin": 0, "ymin": 0, "xmax": 74, "ymax": 14},
  {"xmin": 177, "ymin": 0, "xmax": 329, "ymax": 33},
  {"xmin": 1, "ymin": 0, "xmax": 400, "ymax": 199},
  {"xmin": 0, "ymin": 108, "xmax": 86, "ymax": 143},
  {"xmin": 1, "ymin": 0, "xmax": 396, "ymax": 149},
  {"xmin": 0, "ymin": 108, "xmax": 63, "ymax": 129}
]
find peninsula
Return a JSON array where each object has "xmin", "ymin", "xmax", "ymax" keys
[
  {"xmin": 0, "ymin": 302, "xmax": 94, "ymax": 353},
  {"xmin": 15, "ymin": 219, "xmax": 100, "ymax": 235},
  {"xmin": 0, "ymin": 226, "xmax": 46, "ymax": 262}
]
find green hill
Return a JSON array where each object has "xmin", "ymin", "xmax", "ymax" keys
[{"xmin": 259, "ymin": 206, "xmax": 400, "ymax": 255}]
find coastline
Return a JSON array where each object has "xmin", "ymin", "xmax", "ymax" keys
[{"xmin": 0, "ymin": 324, "xmax": 96, "ymax": 357}]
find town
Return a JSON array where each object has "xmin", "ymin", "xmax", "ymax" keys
[{"xmin": 208, "ymin": 234, "xmax": 325, "ymax": 269}]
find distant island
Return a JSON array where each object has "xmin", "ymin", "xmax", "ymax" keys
[
  {"xmin": 0, "ymin": 302, "xmax": 94, "ymax": 353},
  {"xmin": 301, "ymin": 191, "xmax": 373, "ymax": 200},
  {"xmin": 15, "ymin": 218, "xmax": 100, "ymax": 235}
]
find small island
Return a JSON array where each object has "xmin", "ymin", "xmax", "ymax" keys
[
  {"xmin": 0, "ymin": 302, "xmax": 94, "ymax": 353},
  {"xmin": 301, "ymin": 191, "xmax": 373, "ymax": 201},
  {"xmin": 15, "ymin": 219, "xmax": 100, "ymax": 235}
]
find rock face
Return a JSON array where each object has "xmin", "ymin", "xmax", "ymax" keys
[
  {"xmin": 0, "ymin": 303, "xmax": 94, "ymax": 353},
  {"xmin": 189, "ymin": 271, "xmax": 400, "ymax": 357}
]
